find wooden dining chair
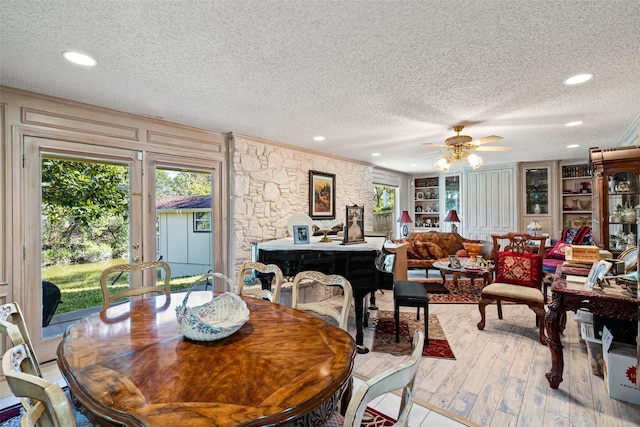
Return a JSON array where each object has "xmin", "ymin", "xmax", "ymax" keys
[
  {"xmin": 478, "ymin": 232, "xmax": 547, "ymax": 344},
  {"xmin": 0, "ymin": 302, "xmax": 41, "ymax": 377},
  {"xmin": 291, "ymin": 271, "xmax": 353, "ymax": 331},
  {"xmin": 236, "ymin": 261, "xmax": 284, "ymax": 303},
  {"xmin": 100, "ymin": 260, "xmax": 172, "ymax": 310},
  {"xmin": 2, "ymin": 344, "xmax": 77, "ymax": 427},
  {"xmin": 325, "ymin": 330, "xmax": 425, "ymax": 427}
]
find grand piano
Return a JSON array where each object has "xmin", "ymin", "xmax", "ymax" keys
[{"xmin": 255, "ymin": 236, "xmax": 407, "ymax": 353}]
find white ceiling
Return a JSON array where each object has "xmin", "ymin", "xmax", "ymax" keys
[{"xmin": 1, "ymin": 1, "xmax": 639, "ymax": 173}]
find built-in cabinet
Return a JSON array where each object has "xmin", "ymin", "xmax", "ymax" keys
[
  {"xmin": 413, "ymin": 176, "xmax": 440, "ymax": 230},
  {"xmin": 589, "ymin": 146, "xmax": 640, "ymax": 253},
  {"xmin": 520, "ymin": 161, "xmax": 559, "ymax": 238},
  {"xmin": 411, "ymin": 174, "xmax": 461, "ymax": 232},
  {"xmin": 560, "ymin": 162, "xmax": 593, "ymax": 229}
]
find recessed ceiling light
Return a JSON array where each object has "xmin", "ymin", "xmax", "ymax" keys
[
  {"xmin": 409, "ymin": 164, "xmax": 417, "ymax": 167},
  {"xmin": 63, "ymin": 51, "xmax": 97, "ymax": 66},
  {"xmin": 567, "ymin": 144, "xmax": 580, "ymax": 148},
  {"xmin": 564, "ymin": 74, "xmax": 593, "ymax": 85},
  {"xmin": 313, "ymin": 136, "xmax": 325, "ymax": 142},
  {"xmin": 371, "ymin": 153, "xmax": 381, "ymax": 157},
  {"xmin": 565, "ymin": 121, "xmax": 583, "ymax": 127}
]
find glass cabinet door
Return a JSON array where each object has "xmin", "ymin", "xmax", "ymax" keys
[
  {"xmin": 608, "ymin": 171, "xmax": 639, "ymax": 252},
  {"xmin": 525, "ymin": 168, "xmax": 549, "ymax": 214},
  {"xmin": 444, "ymin": 175, "xmax": 460, "ymax": 213}
]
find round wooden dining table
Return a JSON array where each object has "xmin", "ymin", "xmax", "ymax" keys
[{"xmin": 57, "ymin": 291, "xmax": 357, "ymax": 427}]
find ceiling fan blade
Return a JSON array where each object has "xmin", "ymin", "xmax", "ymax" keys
[
  {"xmin": 421, "ymin": 149, "xmax": 447, "ymax": 156},
  {"xmin": 471, "ymin": 135, "xmax": 503, "ymax": 146},
  {"xmin": 475, "ymin": 145, "xmax": 512, "ymax": 152}
]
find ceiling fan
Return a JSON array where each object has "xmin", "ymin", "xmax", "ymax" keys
[{"xmin": 422, "ymin": 125, "xmax": 511, "ymax": 171}]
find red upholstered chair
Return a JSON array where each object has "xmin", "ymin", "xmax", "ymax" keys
[{"xmin": 478, "ymin": 233, "xmax": 547, "ymax": 344}]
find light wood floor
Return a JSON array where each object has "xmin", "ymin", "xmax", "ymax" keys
[
  {"xmin": 2, "ymin": 284, "xmax": 638, "ymax": 426},
  {"xmin": 351, "ymin": 288, "xmax": 640, "ymax": 427}
]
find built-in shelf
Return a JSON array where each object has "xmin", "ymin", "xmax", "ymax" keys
[
  {"xmin": 413, "ymin": 176, "xmax": 440, "ymax": 229},
  {"xmin": 561, "ymin": 162, "xmax": 593, "ymax": 229}
]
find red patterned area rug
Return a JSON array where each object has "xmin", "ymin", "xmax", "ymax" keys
[
  {"xmin": 416, "ymin": 278, "xmax": 481, "ymax": 303},
  {"xmin": 371, "ymin": 310, "xmax": 456, "ymax": 359},
  {"xmin": 361, "ymin": 406, "xmax": 396, "ymax": 426}
]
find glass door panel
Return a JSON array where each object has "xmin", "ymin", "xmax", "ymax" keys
[
  {"xmin": 155, "ymin": 167, "xmax": 214, "ymax": 288},
  {"xmin": 372, "ymin": 184, "xmax": 396, "ymax": 237},
  {"xmin": 41, "ymin": 157, "xmax": 131, "ymax": 338},
  {"xmin": 525, "ymin": 168, "xmax": 549, "ymax": 214},
  {"xmin": 444, "ymin": 175, "xmax": 461, "ymax": 233},
  {"xmin": 24, "ymin": 137, "xmax": 142, "ymax": 361}
]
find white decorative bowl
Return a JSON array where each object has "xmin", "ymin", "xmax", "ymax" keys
[{"xmin": 176, "ymin": 292, "xmax": 250, "ymax": 341}]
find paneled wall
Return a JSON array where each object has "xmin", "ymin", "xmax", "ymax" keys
[
  {"xmin": 464, "ymin": 165, "xmax": 519, "ymax": 241},
  {"xmin": 0, "ymin": 87, "xmax": 227, "ymax": 325}
]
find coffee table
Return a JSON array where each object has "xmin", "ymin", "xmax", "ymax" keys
[{"xmin": 433, "ymin": 259, "xmax": 494, "ymax": 291}]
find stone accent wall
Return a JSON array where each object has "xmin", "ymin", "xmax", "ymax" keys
[{"xmin": 230, "ymin": 134, "xmax": 374, "ymax": 266}]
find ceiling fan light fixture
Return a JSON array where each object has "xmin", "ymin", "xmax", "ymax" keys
[
  {"xmin": 434, "ymin": 157, "xmax": 451, "ymax": 172},
  {"xmin": 468, "ymin": 154, "xmax": 483, "ymax": 169}
]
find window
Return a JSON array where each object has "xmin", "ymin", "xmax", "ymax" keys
[{"xmin": 194, "ymin": 212, "xmax": 212, "ymax": 232}]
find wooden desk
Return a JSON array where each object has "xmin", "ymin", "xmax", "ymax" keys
[
  {"xmin": 57, "ymin": 292, "xmax": 356, "ymax": 426},
  {"xmin": 544, "ymin": 276, "xmax": 638, "ymax": 389}
]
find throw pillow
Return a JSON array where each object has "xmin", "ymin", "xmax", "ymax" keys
[
  {"xmin": 546, "ymin": 240, "xmax": 569, "ymax": 260},
  {"xmin": 561, "ymin": 226, "xmax": 593, "ymax": 245},
  {"xmin": 426, "ymin": 241, "xmax": 448, "ymax": 259},
  {"xmin": 413, "ymin": 240, "xmax": 432, "ymax": 259},
  {"xmin": 496, "ymin": 251, "xmax": 542, "ymax": 288},
  {"xmin": 393, "ymin": 239, "xmax": 419, "ymax": 259}
]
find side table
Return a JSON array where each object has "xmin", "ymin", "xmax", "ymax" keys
[{"xmin": 432, "ymin": 259, "xmax": 494, "ymax": 292}]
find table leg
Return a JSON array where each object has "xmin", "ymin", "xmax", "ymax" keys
[
  {"xmin": 353, "ymin": 293, "xmax": 369, "ymax": 354},
  {"xmin": 340, "ymin": 376, "xmax": 353, "ymax": 416},
  {"xmin": 545, "ymin": 291, "xmax": 565, "ymax": 389},
  {"xmin": 452, "ymin": 273, "xmax": 460, "ymax": 292},
  {"xmin": 395, "ymin": 300, "xmax": 400, "ymax": 343},
  {"xmin": 439, "ymin": 269, "xmax": 446, "ymax": 285}
]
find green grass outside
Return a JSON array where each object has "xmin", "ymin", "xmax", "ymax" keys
[{"xmin": 43, "ymin": 260, "xmax": 201, "ymax": 314}]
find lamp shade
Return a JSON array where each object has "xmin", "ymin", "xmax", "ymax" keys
[
  {"xmin": 444, "ymin": 209, "xmax": 460, "ymax": 223},
  {"xmin": 397, "ymin": 210, "xmax": 413, "ymax": 224}
]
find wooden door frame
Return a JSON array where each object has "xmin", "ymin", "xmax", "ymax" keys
[{"xmin": 21, "ymin": 136, "xmax": 143, "ymax": 361}]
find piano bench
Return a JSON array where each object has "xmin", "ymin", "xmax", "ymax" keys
[
  {"xmin": 393, "ymin": 280, "xmax": 431, "ymax": 345},
  {"xmin": 393, "ymin": 280, "xmax": 449, "ymax": 345}
]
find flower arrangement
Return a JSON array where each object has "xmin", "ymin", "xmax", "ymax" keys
[{"xmin": 580, "ymin": 182, "xmax": 590, "ymax": 193}]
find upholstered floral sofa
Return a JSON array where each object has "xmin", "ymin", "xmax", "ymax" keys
[{"xmin": 393, "ymin": 231, "xmax": 492, "ymax": 277}]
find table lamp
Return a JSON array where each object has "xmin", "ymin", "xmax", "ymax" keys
[
  {"xmin": 444, "ymin": 209, "xmax": 460, "ymax": 233},
  {"xmin": 397, "ymin": 210, "xmax": 413, "ymax": 237}
]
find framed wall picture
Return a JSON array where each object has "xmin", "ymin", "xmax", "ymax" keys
[
  {"xmin": 309, "ymin": 170, "xmax": 336, "ymax": 219},
  {"xmin": 343, "ymin": 205, "xmax": 365, "ymax": 244},
  {"xmin": 449, "ymin": 255, "xmax": 461, "ymax": 269},
  {"xmin": 293, "ymin": 225, "xmax": 310, "ymax": 244}
]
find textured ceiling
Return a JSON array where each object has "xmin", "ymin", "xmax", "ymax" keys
[{"xmin": 1, "ymin": 1, "xmax": 639, "ymax": 173}]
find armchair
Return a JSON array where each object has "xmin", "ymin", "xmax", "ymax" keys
[{"xmin": 478, "ymin": 232, "xmax": 547, "ymax": 344}]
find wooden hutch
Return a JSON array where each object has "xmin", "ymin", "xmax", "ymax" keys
[{"xmin": 589, "ymin": 146, "xmax": 640, "ymax": 252}]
